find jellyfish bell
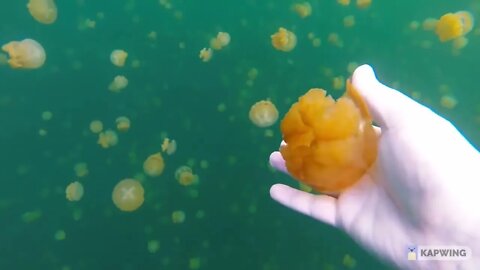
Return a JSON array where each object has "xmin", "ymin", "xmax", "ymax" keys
[
  {"xmin": 143, "ymin": 152, "xmax": 165, "ymax": 177},
  {"xmin": 66, "ymin": 181, "xmax": 84, "ymax": 202},
  {"xmin": 112, "ymin": 179, "xmax": 144, "ymax": 212},
  {"xmin": 27, "ymin": 0, "xmax": 57, "ymax": 24},
  {"xmin": 110, "ymin": 49, "xmax": 128, "ymax": 67},
  {"xmin": 271, "ymin": 27, "xmax": 297, "ymax": 52},
  {"xmin": 2, "ymin": 39, "xmax": 46, "ymax": 69},
  {"xmin": 249, "ymin": 100, "xmax": 279, "ymax": 128},
  {"xmin": 455, "ymin": 11, "xmax": 474, "ymax": 35}
]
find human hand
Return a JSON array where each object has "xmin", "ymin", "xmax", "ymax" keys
[{"xmin": 269, "ymin": 65, "xmax": 480, "ymax": 269}]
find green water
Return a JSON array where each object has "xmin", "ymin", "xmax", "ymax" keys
[{"xmin": 0, "ymin": 0, "xmax": 479, "ymax": 269}]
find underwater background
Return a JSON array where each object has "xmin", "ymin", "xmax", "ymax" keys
[{"xmin": 0, "ymin": 0, "xmax": 479, "ymax": 269}]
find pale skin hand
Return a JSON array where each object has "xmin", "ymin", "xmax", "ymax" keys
[{"xmin": 269, "ymin": 65, "xmax": 480, "ymax": 269}]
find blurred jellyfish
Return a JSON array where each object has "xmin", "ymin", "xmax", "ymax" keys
[
  {"xmin": 115, "ymin": 116, "xmax": 131, "ymax": 132},
  {"xmin": 2, "ymin": 39, "xmax": 46, "ymax": 69},
  {"xmin": 110, "ymin": 49, "xmax": 128, "ymax": 67},
  {"xmin": 143, "ymin": 152, "xmax": 165, "ymax": 177},
  {"xmin": 271, "ymin": 27, "xmax": 297, "ymax": 52},
  {"xmin": 108, "ymin": 75, "xmax": 128, "ymax": 92},
  {"xmin": 210, "ymin": 32, "xmax": 231, "ymax": 50},
  {"xmin": 356, "ymin": 0, "xmax": 371, "ymax": 9},
  {"xmin": 112, "ymin": 179, "xmax": 144, "ymax": 212},
  {"xmin": 97, "ymin": 129, "xmax": 118, "ymax": 148},
  {"xmin": 249, "ymin": 100, "xmax": 279, "ymax": 128},
  {"xmin": 171, "ymin": 210, "xmax": 186, "ymax": 223},
  {"xmin": 27, "ymin": 0, "xmax": 57, "ymax": 24},
  {"xmin": 337, "ymin": 0, "xmax": 350, "ymax": 6},
  {"xmin": 66, "ymin": 181, "xmax": 84, "ymax": 202},
  {"xmin": 175, "ymin": 166, "xmax": 199, "ymax": 186},
  {"xmin": 89, "ymin": 120, "xmax": 103, "ymax": 134},
  {"xmin": 161, "ymin": 138, "xmax": 177, "ymax": 155},
  {"xmin": 435, "ymin": 11, "xmax": 474, "ymax": 42},
  {"xmin": 74, "ymin": 162, "xmax": 89, "ymax": 177},
  {"xmin": 199, "ymin": 48, "xmax": 213, "ymax": 62},
  {"xmin": 292, "ymin": 2, "xmax": 312, "ymax": 18}
]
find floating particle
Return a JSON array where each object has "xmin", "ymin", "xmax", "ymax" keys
[
  {"xmin": 199, "ymin": 48, "xmax": 213, "ymax": 62},
  {"xmin": 2, "ymin": 39, "xmax": 46, "ymax": 69},
  {"xmin": 292, "ymin": 2, "xmax": 312, "ymax": 18},
  {"xmin": 143, "ymin": 152, "xmax": 165, "ymax": 177},
  {"xmin": 27, "ymin": 0, "xmax": 57, "ymax": 24},
  {"xmin": 112, "ymin": 179, "xmax": 144, "ymax": 212},
  {"xmin": 249, "ymin": 100, "xmax": 279, "ymax": 128},
  {"xmin": 110, "ymin": 49, "xmax": 128, "ymax": 67},
  {"xmin": 161, "ymin": 138, "xmax": 177, "ymax": 155},
  {"xmin": 65, "ymin": 181, "xmax": 84, "ymax": 202},
  {"xmin": 89, "ymin": 120, "xmax": 103, "ymax": 134},
  {"xmin": 97, "ymin": 129, "xmax": 118, "ymax": 148},
  {"xmin": 74, "ymin": 162, "xmax": 89, "ymax": 178},
  {"xmin": 171, "ymin": 210, "xmax": 186, "ymax": 223},
  {"xmin": 271, "ymin": 27, "xmax": 297, "ymax": 52},
  {"xmin": 115, "ymin": 116, "xmax": 131, "ymax": 132},
  {"xmin": 108, "ymin": 75, "xmax": 128, "ymax": 92}
]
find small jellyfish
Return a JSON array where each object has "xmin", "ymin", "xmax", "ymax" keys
[
  {"xmin": 435, "ymin": 11, "xmax": 474, "ymax": 42},
  {"xmin": 199, "ymin": 48, "xmax": 213, "ymax": 62},
  {"xmin": 41, "ymin": 111, "xmax": 53, "ymax": 121},
  {"xmin": 66, "ymin": 181, "xmax": 84, "ymax": 202},
  {"xmin": 356, "ymin": 0, "xmax": 371, "ymax": 9},
  {"xmin": 292, "ymin": 2, "xmax": 312, "ymax": 18},
  {"xmin": 175, "ymin": 166, "xmax": 199, "ymax": 186},
  {"xmin": 112, "ymin": 179, "xmax": 144, "ymax": 212},
  {"xmin": 143, "ymin": 152, "xmax": 165, "ymax": 177},
  {"xmin": 422, "ymin": 18, "xmax": 438, "ymax": 31},
  {"xmin": 74, "ymin": 162, "xmax": 89, "ymax": 177},
  {"xmin": 271, "ymin": 27, "xmax": 297, "ymax": 52},
  {"xmin": 115, "ymin": 116, "xmax": 131, "ymax": 132},
  {"xmin": 108, "ymin": 75, "xmax": 128, "ymax": 92},
  {"xmin": 89, "ymin": 120, "xmax": 103, "ymax": 134},
  {"xmin": 343, "ymin": 15, "xmax": 355, "ymax": 28},
  {"xmin": 27, "ymin": 0, "xmax": 57, "ymax": 24},
  {"xmin": 440, "ymin": 94, "xmax": 457, "ymax": 109},
  {"xmin": 249, "ymin": 100, "xmax": 279, "ymax": 128},
  {"xmin": 210, "ymin": 32, "xmax": 231, "ymax": 50},
  {"xmin": 2, "ymin": 39, "xmax": 46, "ymax": 69},
  {"xmin": 97, "ymin": 129, "xmax": 118, "ymax": 148},
  {"xmin": 171, "ymin": 210, "xmax": 186, "ymax": 224},
  {"xmin": 110, "ymin": 49, "xmax": 128, "ymax": 67},
  {"xmin": 337, "ymin": 0, "xmax": 350, "ymax": 6},
  {"xmin": 161, "ymin": 138, "xmax": 177, "ymax": 155}
]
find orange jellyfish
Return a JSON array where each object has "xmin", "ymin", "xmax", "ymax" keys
[
  {"xmin": 199, "ymin": 48, "xmax": 213, "ymax": 62},
  {"xmin": 435, "ymin": 11, "xmax": 474, "ymax": 42},
  {"xmin": 27, "ymin": 0, "xmax": 57, "ymax": 24},
  {"xmin": 271, "ymin": 27, "xmax": 297, "ymax": 52},
  {"xmin": 115, "ymin": 116, "xmax": 130, "ymax": 132},
  {"xmin": 108, "ymin": 75, "xmax": 128, "ymax": 92},
  {"xmin": 292, "ymin": 2, "xmax": 312, "ymax": 18},
  {"xmin": 280, "ymin": 80, "xmax": 378, "ymax": 193},
  {"xmin": 2, "ymin": 39, "xmax": 46, "ymax": 69},
  {"xmin": 112, "ymin": 179, "xmax": 144, "ymax": 212},
  {"xmin": 249, "ymin": 100, "xmax": 279, "ymax": 128},
  {"xmin": 143, "ymin": 152, "xmax": 165, "ymax": 177}
]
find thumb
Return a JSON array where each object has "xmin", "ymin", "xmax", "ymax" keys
[{"xmin": 351, "ymin": 64, "xmax": 434, "ymax": 130}]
